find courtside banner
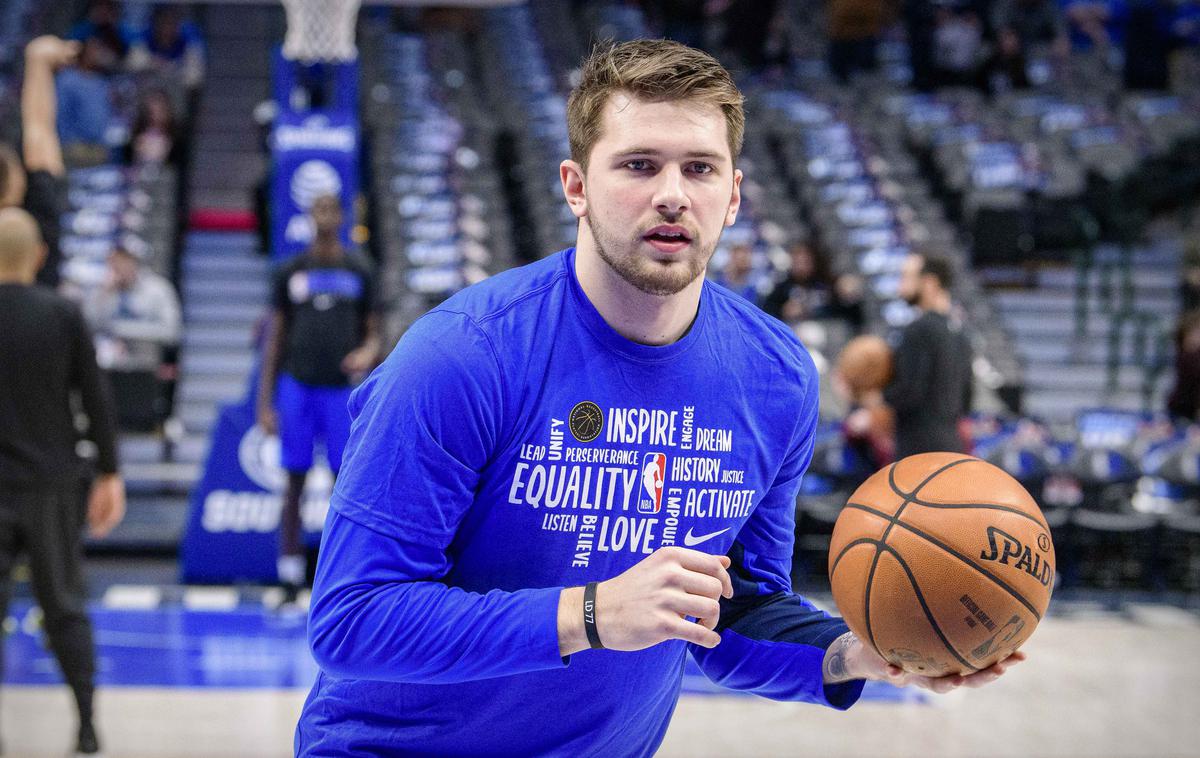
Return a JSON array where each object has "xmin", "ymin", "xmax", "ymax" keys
[
  {"xmin": 180, "ymin": 368, "xmax": 332, "ymax": 583},
  {"xmin": 269, "ymin": 109, "xmax": 359, "ymax": 261}
]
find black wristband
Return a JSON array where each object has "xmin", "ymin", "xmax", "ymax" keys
[{"xmin": 583, "ymin": 581, "xmax": 604, "ymax": 650}]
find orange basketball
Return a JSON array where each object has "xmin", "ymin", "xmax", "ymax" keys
[
  {"xmin": 828, "ymin": 453, "xmax": 1055, "ymax": 676},
  {"xmin": 836, "ymin": 335, "xmax": 893, "ymax": 397}
]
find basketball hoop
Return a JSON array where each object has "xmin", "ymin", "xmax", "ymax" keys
[{"xmin": 281, "ymin": 0, "xmax": 362, "ymax": 63}]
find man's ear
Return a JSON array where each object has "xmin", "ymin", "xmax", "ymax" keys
[
  {"xmin": 33, "ymin": 242, "xmax": 47, "ymax": 273},
  {"xmin": 560, "ymin": 160, "xmax": 588, "ymax": 219},
  {"xmin": 725, "ymin": 167, "xmax": 743, "ymax": 227}
]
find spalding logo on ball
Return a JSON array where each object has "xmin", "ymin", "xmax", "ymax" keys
[{"xmin": 828, "ymin": 452, "xmax": 1055, "ymax": 676}]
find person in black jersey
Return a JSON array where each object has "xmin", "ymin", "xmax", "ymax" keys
[
  {"xmin": 0, "ymin": 207, "xmax": 125, "ymax": 756},
  {"xmin": 0, "ymin": 36, "xmax": 79, "ymax": 290},
  {"xmin": 883, "ymin": 253, "xmax": 974, "ymax": 459},
  {"xmin": 257, "ymin": 194, "xmax": 380, "ymax": 603}
]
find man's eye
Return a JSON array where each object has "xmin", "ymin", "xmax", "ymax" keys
[
  {"xmin": 626, "ymin": 160, "xmax": 652, "ymax": 171},
  {"xmin": 690, "ymin": 163, "xmax": 714, "ymax": 175}
]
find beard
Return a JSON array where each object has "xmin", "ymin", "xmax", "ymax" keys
[{"xmin": 586, "ymin": 213, "xmax": 716, "ymax": 297}]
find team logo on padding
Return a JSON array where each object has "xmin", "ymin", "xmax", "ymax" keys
[{"xmin": 568, "ymin": 401, "xmax": 603, "ymax": 443}]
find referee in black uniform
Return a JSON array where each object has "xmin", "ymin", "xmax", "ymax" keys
[{"xmin": 0, "ymin": 207, "xmax": 124, "ymax": 754}]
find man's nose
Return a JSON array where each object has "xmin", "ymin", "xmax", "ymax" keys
[{"xmin": 652, "ymin": 166, "xmax": 689, "ymax": 219}]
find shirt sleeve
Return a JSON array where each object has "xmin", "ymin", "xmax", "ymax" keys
[
  {"xmin": 308, "ymin": 308, "xmax": 570, "ymax": 683},
  {"xmin": 689, "ymin": 354, "xmax": 864, "ymax": 709},
  {"xmin": 69, "ymin": 306, "xmax": 119, "ymax": 475}
]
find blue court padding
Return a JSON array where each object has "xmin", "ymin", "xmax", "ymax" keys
[{"xmin": 3, "ymin": 600, "xmax": 922, "ymax": 702}]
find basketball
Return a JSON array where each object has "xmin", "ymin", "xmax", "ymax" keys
[
  {"xmin": 828, "ymin": 453, "xmax": 1055, "ymax": 676},
  {"xmin": 836, "ymin": 335, "xmax": 893, "ymax": 398}
]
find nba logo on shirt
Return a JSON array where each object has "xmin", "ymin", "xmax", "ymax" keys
[{"xmin": 639, "ymin": 453, "xmax": 666, "ymax": 514}]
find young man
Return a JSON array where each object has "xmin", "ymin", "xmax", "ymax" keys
[
  {"xmin": 0, "ymin": 36, "xmax": 79, "ymax": 289},
  {"xmin": 0, "ymin": 207, "xmax": 125, "ymax": 756},
  {"xmin": 257, "ymin": 194, "xmax": 380, "ymax": 603},
  {"xmin": 296, "ymin": 41, "xmax": 1019, "ymax": 756},
  {"xmin": 884, "ymin": 253, "xmax": 974, "ymax": 459}
]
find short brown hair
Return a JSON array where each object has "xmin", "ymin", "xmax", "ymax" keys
[{"xmin": 566, "ymin": 39, "xmax": 745, "ymax": 171}]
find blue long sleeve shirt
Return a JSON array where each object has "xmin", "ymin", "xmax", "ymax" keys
[{"xmin": 296, "ymin": 248, "xmax": 863, "ymax": 757}]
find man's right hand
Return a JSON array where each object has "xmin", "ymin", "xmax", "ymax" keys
[
  {"xmin": 257, "ymin": 406, "xmax": 278, "ymax": 436},
  {"xmin": 558, "ymin": 547, "xmax": 734, "ymax": 657}
]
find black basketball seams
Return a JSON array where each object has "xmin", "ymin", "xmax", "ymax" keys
[
  {"xmin": 880, "ymin": 545, "xmax": 981, "ymax": 674},
  {"xmin": 900, "ymin": 498, "xmax": 1050, "ymax": 531},
  {"xmin": 859, "ymin": 457, "xmax": 976, "ymax": 667},
  {"xmin": 844, "ymin": 502, "xmax": 1044, "ymax": 622},
  {"xmin": 829, "ymin": 536, "xmax": 882, "ymax": 580}
]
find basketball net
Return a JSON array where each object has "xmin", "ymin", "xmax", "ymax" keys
[{"xmin": 281, "ymin": 0, "xmax": 362, "ymax": 63}]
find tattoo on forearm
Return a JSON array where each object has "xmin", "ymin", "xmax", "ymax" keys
[{"xmin": 823, "ymin": 632, "xmax": 857, "ymax": 684}]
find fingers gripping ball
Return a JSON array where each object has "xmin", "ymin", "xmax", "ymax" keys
[{"xmin": 828, "ymin": 453, "xmax": 1055, "ymax": 676}]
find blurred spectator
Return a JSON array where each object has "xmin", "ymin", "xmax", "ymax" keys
[
  {"xmin": 989, "ymin": 0, "xmax": 1069, "ymax": 89},
  {"xmin": 1062, "ymin": 0, "xmax": 1129, "ymax": 52},
  {"xmin": 56, "ymin": 35, "xmax": 114, "ymax": 166},
  {"xmin": 721, "ymin": 0, "xmax": 786, "ymax": 71},
  {"xmin": 1123, "ymin": 0, "xmax": 1176, "ymax": 89},
  {"xmin": 125, "ymin": 89, "xmax": 180, "ymax": 166},
  {"xmin": 67, "ymin": 0, "xmax": 132, "ymax": 64},
  {"xmin": 712, "ymin": 242, "xmax": 758, "ymax": 301},
  {"xmin": 83, "ymin": 245, "xmax": 181, "ymax": 371},
  {"xmin": 884, "ymin": 253, "xmax": 973, "ymax": 458},
  {"xmin": 903, "ymin": 0, "xmax": 939, "ymax": 90},
  {"xmin": 932, "ymin": 4, "xmax": 985, "ymax": 88},
  {"xmin": 0, "ymin": 36, "xmax": 77, "ymax": 289},
  {"xmin": 128, "ymin": 4, "xmax": 206, "ymax": 90},
  {"xmin": 764, "ymin": 240, "xmax": 864, "ymax": 328},
  {"xmin": 1167, "ymin": 310, "xmax": 1200, "ymax": 422},
  {"xmin": 827, "ymin": 0, "xmax": 892, "ymax": 82}
]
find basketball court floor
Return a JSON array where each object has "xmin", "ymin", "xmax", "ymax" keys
[{"xmin": 4, "ymin": 563, "xmax": 1197, "ymax": 758}]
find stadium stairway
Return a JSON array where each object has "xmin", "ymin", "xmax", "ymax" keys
[
  {"xmin": 984, "ymin": 240, "xmax": 1180, "ymax": 421},
  {"xmin": 176, "ymin": 231, "xmax": 267, "ymax": 440}
]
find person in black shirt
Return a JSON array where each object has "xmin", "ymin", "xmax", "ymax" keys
[
  {"xmin": 0, "ymin": 36, "xmax": 78, "ymax": 290},
  {"xmin": 257, "ymin": 194, "xmax": 380, "ymax": 602},
  {"xmin": 763, "ymin": 240, "xmax": 864, "ymax": 329},
  {"xmin": 0, "ymin": 207, "xmax": 124, "ymax": 756},
  {"xmin": 883, "ymin": 253, "xmax": 973, "ymax": 459}
]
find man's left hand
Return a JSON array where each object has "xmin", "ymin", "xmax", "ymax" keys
[{"xmin": 824, "ymin": 630, "xmax": 1025, "ymax": 693}]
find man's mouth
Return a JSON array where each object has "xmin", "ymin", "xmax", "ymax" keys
[{"xmin": 642, "ymin": 225, "xmax": 693, "ymax": 253}]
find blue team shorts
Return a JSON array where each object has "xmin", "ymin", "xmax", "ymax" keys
[{"xmin": 275, "ymin": 372, "xmax": 353, "ymax": 475}]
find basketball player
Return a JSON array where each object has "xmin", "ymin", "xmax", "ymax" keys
[
  {"xmin": 0, "ymin": 208, "xmax": 124, "ymax": 756},
  {"xmin": 884, "ymin": 253, "xmax": 973, "ymax": 459},
  {"xmin": 0, "ymin": 36, "xmax": 79, "ymax": 289},
  {"xmin": 257, "ymin": 194, "xmax": 379, "ymax": 603},
  {"xmin": 296, "ymin": 41, "xmax": 1020, "ymax": 756}
]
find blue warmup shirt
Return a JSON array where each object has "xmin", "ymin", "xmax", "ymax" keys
[{"xmin": 296, "ymin": 248, "xmax": 863, "ymax": 757}]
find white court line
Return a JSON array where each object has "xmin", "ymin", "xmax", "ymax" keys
[
  {"xmin": 102, "ymin": 584, "xmax": 163, "ymax": 610},
  {"xmin": 182, "ymin": 587, "xmax": 240, "ymax": 611}
]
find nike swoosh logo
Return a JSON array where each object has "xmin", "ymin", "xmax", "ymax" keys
[{"xmin": 682, "ymin": 527, "xmax": 731, "ymax": 547}]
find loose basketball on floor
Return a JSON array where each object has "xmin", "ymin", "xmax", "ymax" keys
[{"xmin": 828, "ymin": 452, "xmax": 1056, "ymax": 676}]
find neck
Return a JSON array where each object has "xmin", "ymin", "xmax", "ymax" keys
[{"xmin": 574, "ymin": 230, "xmax": 703, "ymax": 346}]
